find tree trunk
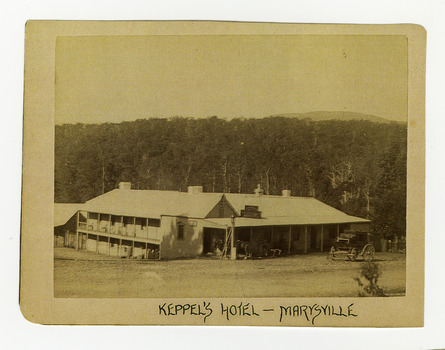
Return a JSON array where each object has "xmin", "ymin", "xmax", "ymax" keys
[
  {"xmin": 265, "ymin": 168, "xmax": 270, "ymax": 195},
  {"xmin": 102, "ymin": 163, "xmax": 105, "ymax": 194},
  {"xmin": 222, "ymin": 159, "xmax": 228, "ymax": 193}
]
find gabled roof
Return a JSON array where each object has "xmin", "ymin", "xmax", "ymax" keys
[
  {"xmin": 224, "ymin": 193, "xmax": 368, "ymax": 224},
  {"xmin": 80, "ymin": 189, "xmax": 369, "ymax": 225},
  {"xmin": 54, "ymin": 203, "xmax": 83, "ymax": 227},
  {"xmin": 166, "ymin": 192, "xmax": 224, "ymax": 218},
  {"xmin": 83, "ymin": 189, "xmax": 223, "ymax": 219}
]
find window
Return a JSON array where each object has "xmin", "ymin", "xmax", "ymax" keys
[
  {"xmin": 123, "ymin": 216, "xmax": 132, "ymax": 227},
  {"xmin": 148, "ymin": 218, "xmax": 161, "ymax": 227},
  {"xmin": 177, "ymin": 224, "xmax": 184, "ymax": 239},
  {"xmin": 135, "ymin": 217, "xmax": 146, "ymax": 230}
]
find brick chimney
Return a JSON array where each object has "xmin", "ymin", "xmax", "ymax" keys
[
  {"xmin": 282, "ymin": 189, "xmax": 291, "ymax": 197},
  {"xmin": 187, "ymin": 186, "xmax": 203, "ymax": 195},
  {"xmin": 119, "ymin": 182, "xmax": 131, "ymax": 190}
]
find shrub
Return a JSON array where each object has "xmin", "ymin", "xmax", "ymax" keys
[{"xmin": 354, "ymin": 262, "xmax": 386, "ymax": 297}]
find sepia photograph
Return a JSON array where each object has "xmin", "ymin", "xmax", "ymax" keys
[
  {"xmin": 20, "ymin": 21, "xmax": 425, "ymax": 326},
  {"xmin": 53, "ymin": 34, "xmax": 407, "ymax": 299}
]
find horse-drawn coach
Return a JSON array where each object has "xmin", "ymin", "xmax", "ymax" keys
[{"xmin": 329, "ymin": 230, "xmax": 375, "ymax": 261}]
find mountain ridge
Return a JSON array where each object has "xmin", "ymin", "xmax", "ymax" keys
[{"xmin": 270, "ymin": 111, "xmax": 405, "ymax": 124}]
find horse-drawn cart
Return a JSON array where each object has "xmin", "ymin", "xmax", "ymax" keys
[{"xmin": 329, "ymin": 230, "xmax": 375, "ymax": 261}]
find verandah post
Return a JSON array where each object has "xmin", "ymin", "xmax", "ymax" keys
[
  {"xmin": 321, "ymin": 225, "xmax": 324, "ymax": 252},
  {"xmin": 271, "ymin": 227, "xmax": 274, "ymax": 249},
  {"xmin": 288, "ymin": 226, "xmax": 292, "ymax": 254},
  {"xmin": 250, "ymin": 227, "xmax": 253, "ymax": 258},
  {"xmin": 76, "ymin": 211, "xmax": 79, "ymax": 250}
]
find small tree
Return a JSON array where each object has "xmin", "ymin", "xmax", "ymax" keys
[{"xmin": 354, "ymin": 262, "xmax": 386, "ymax": 297}]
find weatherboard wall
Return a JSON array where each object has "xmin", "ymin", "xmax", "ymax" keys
[{"xmin": 159, "ymin": 216, "xmax": 204, "ymax": 259}]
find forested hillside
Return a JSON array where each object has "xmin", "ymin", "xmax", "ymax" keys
[{"xmin": 55, "ymin": 116, "xmax": 407, "ymax": 239}]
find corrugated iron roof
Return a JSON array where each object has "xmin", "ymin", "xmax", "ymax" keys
[
  {"xmin": 83, "ymin": 189, "xmax": 222, "ymax": 218},
  {"xmin": 54, "ymin": 203, "xmax": 83, "ymax": 226},
  {"xmin": 84, "ymin": 189, "xmax": 369, "ymax": 222},
  {"xmin": 204, "ymin": 214, "xmax": 369, "ymax": 229},
  {"xmin": 166, "ymin": 192, "xmax": 223, "ymax": 217},
  {"xmin": 224, "ymin": 193, "xmax": 368, "ymax": 223},
  {"xmin": 56, "ymin": 189, "xmax": 369, "ymax": 227}
]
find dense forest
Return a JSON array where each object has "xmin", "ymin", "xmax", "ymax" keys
[{"xmin": 55, "ymin": 116, "xmax": 407, "ymax": 239}]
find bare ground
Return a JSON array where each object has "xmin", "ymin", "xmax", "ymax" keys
[{"xmin": 54, "ymin": 247, "xmax": 406, "ymax": 298}]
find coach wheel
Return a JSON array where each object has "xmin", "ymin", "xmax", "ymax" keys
[
  {"xmin": 363, "ymin": 244, "xmax": 375, "ymax": 262},
  {"xmin": 349, "ymin": 248, "xmax": 357, "ymax": 261}
]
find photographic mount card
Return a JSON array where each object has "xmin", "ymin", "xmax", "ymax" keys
[{"xmin": 20, "ymin": 21, "xmax": 425, "ymax": 326}]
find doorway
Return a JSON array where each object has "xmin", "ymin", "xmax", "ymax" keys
[
  {"xmin": 203, "ymin": 228, "xmax": 225, "ymax": 254},
  {"xmin": 310, "ymin": 226, "xmax": 317, "ymax": 251}
]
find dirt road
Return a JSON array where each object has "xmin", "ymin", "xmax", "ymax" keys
[{"xmin": 54, "ymin": 247, "xmax": 405, "ymax": 298}]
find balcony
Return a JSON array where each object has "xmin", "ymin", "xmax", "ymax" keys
[{"xmin": 77, "ymin": 221, "xmax": 160, "ymax": 244}]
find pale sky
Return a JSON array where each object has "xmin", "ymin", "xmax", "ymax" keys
[{"xmin": 55, "ymin": 35, "xmax": 407, "ymax": 124}]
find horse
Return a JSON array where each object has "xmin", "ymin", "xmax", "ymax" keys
[{"xmin": 235, "ymin": 240, "xmax": 251, "ymax": 259}]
